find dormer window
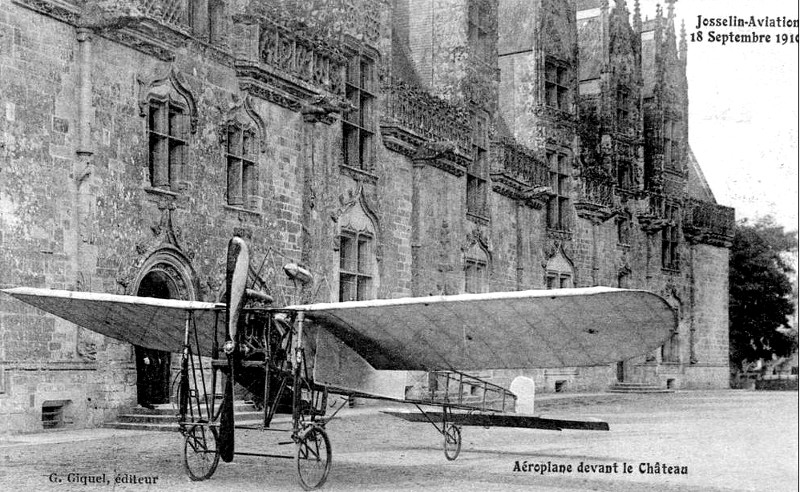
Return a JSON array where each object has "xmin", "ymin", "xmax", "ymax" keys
[
  {"xmin": 226, "ymin": 125, "xmax": 257, "ymax": 208},
  {"xmin": 339, "ymin": 229, "xmax": 374, "ymax": 302},
  {"xmin": 343, "ymin": 54, "xmax": 376, "ymax": 171},
  {"xmin": 617, "ymin": 159, "xmax": 634, "ymax": 190},
  {"xmin": 546, "ymin": 150, "xmax": 571, "ymax": 231},
  {"xmin": 545, "ymin": 61, "xmax": 569, "ymax": 110},
  {"xmin": 148, "ymin": 100, "xmax": 187, "ymax": 191},
  {"xmin": 138, "ymin": 67, "xmax": 198, "ymax": 194}
]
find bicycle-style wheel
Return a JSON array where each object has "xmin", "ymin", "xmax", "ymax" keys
[
  {"xmin": 296, "ymin": 425, "xmax": 332, "ymax": 490},
  {"xmin": 443, "ymin": 423, "xmax": 461, "ymax": 461},
  {"xmin": 183, "ymin": 424, "xmax": 220, "ymax": 481}
]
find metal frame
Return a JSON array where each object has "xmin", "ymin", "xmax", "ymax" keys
[
  {"xmin": 174, "ymin": 306, "xmax": 604, "ymax": 488},
  {"xmin": 177, "ymin": 308, "xmax": 332, "ymax": 489}
]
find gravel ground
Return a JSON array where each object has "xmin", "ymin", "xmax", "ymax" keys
[{"xmin": 0, "ymin": 390, "xmax": 796, "ymax": 492}]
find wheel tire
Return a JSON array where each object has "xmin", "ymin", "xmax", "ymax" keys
[
  {"xmin": 296, "ymin": 425, "xmax": 332, "ymax": 490},
  {"xmin": 183, "ymin": 424, "xmax": 220, "ymax": 481},
  {"xmin": 443, "ymin": 424, "xmax": 461, "ymax": 461}
]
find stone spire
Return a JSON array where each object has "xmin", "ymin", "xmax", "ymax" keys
[
  {"xmin": 613, "ymin": 0, "xmax": 629, "ymax": 17},
  {"xmin": 666, "ymin": 0, "xmax": 676, "ymax": 21},
  {"xmin": 633, "ymin": 0, "xmax": 642, "ymax": 32},
  {"xmin": 679, "ymin": 19, "xmax": 687, "ymax": 63},
  {"xmin": 665, "ymin": 0, "xmax": 677, "ymax": 43}
]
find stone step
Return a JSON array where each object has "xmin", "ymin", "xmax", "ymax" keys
[
  {"xmin": 104, "ymin": 421, "xmax": 180, "ymax": 432},
  {"xmin": 117, "ymin": 400, "xmax": 256, "ymax": 416},
  {"xmin": 608, "ymin": 383, "xmax": 674, "ymax": 394},
  {"xmin": 104, "ymin": 400, "xmax": 263, "ymax": 432},
  {"xmin": 608, "ymin": 388, "xmax": 674, "ymax": 393},
  {"xmin": 115, "ymin": 411, "xmax": 265, "ymax": 425}
]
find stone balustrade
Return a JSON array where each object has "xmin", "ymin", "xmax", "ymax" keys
[
  {"xmin": 493, "ymin": 138, "xmax": 549, "ymax": 188},
  {"xmin": 381, "ymin": 78, "xmax": 472, "ymax": 158},
  {"xmin": 683, "ymin": 199, "xmax": 735, "ymax": 247}
]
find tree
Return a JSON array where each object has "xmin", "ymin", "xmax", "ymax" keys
[{"xmin": 729, "ymin": 217, "xmax": 798, "ymax": 373}]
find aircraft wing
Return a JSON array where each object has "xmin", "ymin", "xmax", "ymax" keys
[
  {"xmin": 2, "ymin": 287, "xmax": 222, "ymax": 354},
  {"xmin": 291, "ymin": 287, "xmax": 676, "ymax": 371}
]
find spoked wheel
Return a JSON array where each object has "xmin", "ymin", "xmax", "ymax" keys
[
  {"xmin": 296, "ymin": 425, "xmax": 332, "ymax": 490},
  {"xmin": 443, "ymin": 423, "xmax": 462, "ymax": 461},
  {"xmin": 183, "ymin": 424, "xmax": 220, "ymax": 481}
]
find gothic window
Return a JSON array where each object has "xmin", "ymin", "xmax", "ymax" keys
[
  {"xmin": 616, "ymin": 85, "xmax": 630, "ymax": 129},
  {"xmin": 649, "ymin": 193, "xmax": 665, "ymax": 216},
  {"xmin": 467, "ymin": 114, "xmax": 489, "ymax": 218},
  {"xmin": 663, "ymin": 119, "xmax": 679, "ymax": 170},
  {"xmin": 545, "ymin": 249, "xmax": 574, "ymax": 289},
  {"xmin": 464, "ymin": 241, "xmax": 489, "ymax": 294},
  {"xmin": 546, "ymin": 273, "xmax": 572, "ymax": 289},
  {"xmin": 148, "ymin": 100, "xmax": 187, "ymax": 190},
  {"xmin": 468, "ymin": 0, "xmax": 492, "ymax": 64},
  {"xmin": 465, "ymin": 258, "xmax": 487, "ymax": 294},
  {"xmin": 661, "ymin": 203, "xmax": 680, "ymax": 270},
  {"xmin": 617, "ymin": 271, "xmax": 630, "ymax": 288},
  {"xmin": 546, "ymin": 151, "xmax": 571, "ymax": 231},
  {"xmin": 339, "ymin": 229, "xmax": 373, "ymax": 302},
  {"xmin": 617, "ymin": 159, "xmax": 634, "ymax": 190},
  {"xmin": 343, "ymin": 54, "xmax": 375, "ymax": 171},
  {"xmin": 226, "ymin": 125, "xmax": 257, "ymax": 207},
  {"xmin": 337, "ymin": 192, "xmax": 379, "ymax": 302},
  {"xmin": 545, "ymin": 61, "xmax": 569, "ymax": 110}
]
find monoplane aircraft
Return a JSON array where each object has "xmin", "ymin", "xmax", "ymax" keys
[{"xmin": 2, "ymin": 237, "xmax": 676, "ymax": 489}]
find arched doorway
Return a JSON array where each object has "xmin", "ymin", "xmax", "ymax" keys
[{"xmin": 134, "ymin": 269, "xmax": 180, "ymax": 408}]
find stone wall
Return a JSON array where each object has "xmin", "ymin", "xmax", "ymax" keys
[
  {"xmin": 685, "ymin": 243, "xmax": 731, "ymax": 388},
  {"xmin": 0, "ymin": 0, "xmax": 733, "ymax": 433}
]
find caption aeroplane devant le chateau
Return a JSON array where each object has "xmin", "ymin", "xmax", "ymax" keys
[{"xmin": 513, "ymin": 461, "xmax": 689, "ymax": 475}]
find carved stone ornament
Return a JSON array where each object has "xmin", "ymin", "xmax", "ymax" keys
[
  {"xmin": 13, "ymin": 0, "xmax": 81, "ymax": 26},
  {"xmin": 637, "ymin": 212, "xmax": 669, "ymax": 234},
  {"xmin": 217, "ymin": 94, "xmax": 268, "ymax": 153},
  {"xmin": 542, "ymin": 243, "xmax": 577, "ymax": 285},
  {"xmin": 462, "ymin": 228, "xmax": 492, "ymax": 265},
  {"xmin": 116, "ymin": 208, "xmax": 198, "ymax": 297},
  {"xmin": 137, "ymin": 65, "xmax": 198, "ymax": 133},
  {"xmin": 301, "ymin": 94, "xmax": 356, "ymax": 124},
  {"xmin": 332, "ymin": 185, "xmax": 382, "ymax": 261},
  {"xmin": 542, "ymin": 241, "xmax": 575, "ymax": 269},
  {"xmin": 410, "ymin": 141, "xmax": 469, "ymax": 177}
]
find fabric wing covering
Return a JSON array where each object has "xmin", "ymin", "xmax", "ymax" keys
[
  {"xmin": 291, "ymin": 287, "xmax": 676, "ymax": 371},
  {"xmin": 2, "ymin": 287, "xmax": 222, "ymax": 355},
  {"xmin": 3, "ymin": 286, "xmax": 675, "ymax": 371}
]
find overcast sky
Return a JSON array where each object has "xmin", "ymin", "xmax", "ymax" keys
[{"xmin": 635, "ymin": 0, "xmax": 799, "ymax": 230}]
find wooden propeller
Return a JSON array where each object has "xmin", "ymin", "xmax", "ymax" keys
[{"xmin": 219, "ymin": 236, "xmax": 249, "ymax": 463}]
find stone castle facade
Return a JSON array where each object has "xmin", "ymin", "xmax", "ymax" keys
[{"xmin": 0, "ymin": 0, "xmax": 734, "ymax": 433}]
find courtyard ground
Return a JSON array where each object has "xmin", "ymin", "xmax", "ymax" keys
[{"xmin": 0, "ymin": 390, "xmax": 796, "ymax": 491}]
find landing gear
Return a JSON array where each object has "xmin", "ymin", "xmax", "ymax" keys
[
  {"xmin": 183, "ymin": 424, "xmax": 220, "ymax": 481},
  {"xmin": 295, "ymin": 424, "xmax": 332, "ymax": 490},
  {"xmin": 443, "ymin": 423, "xmax": 462, "ymax": 461}
]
